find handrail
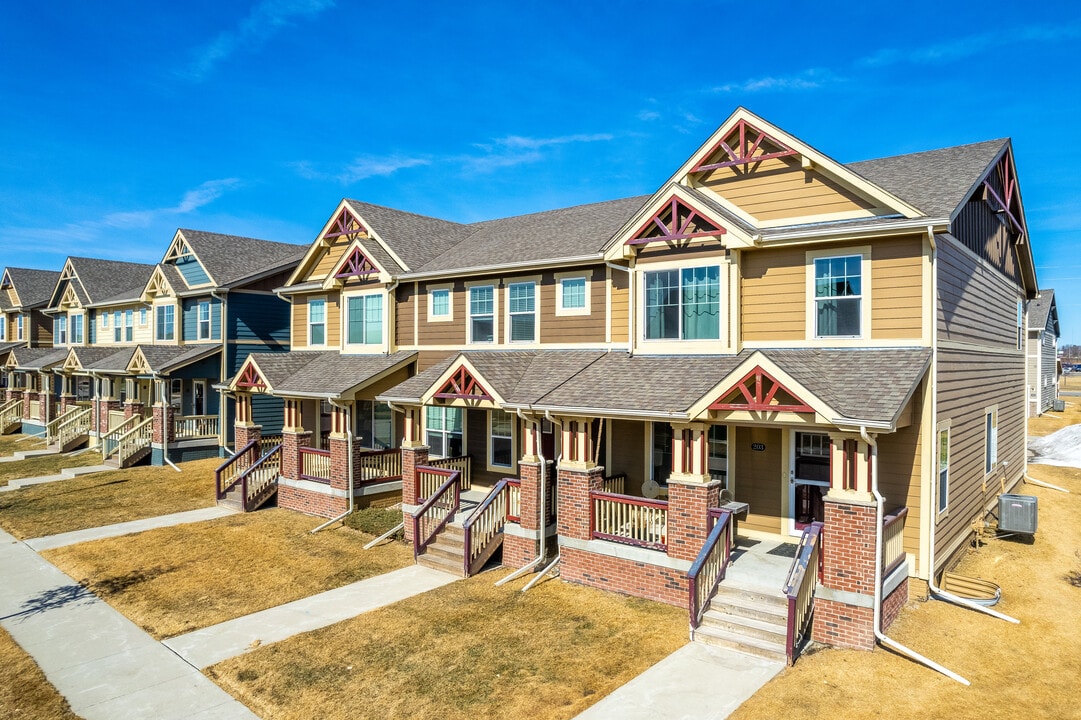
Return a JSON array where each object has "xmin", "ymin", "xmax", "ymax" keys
[
  {"xmin": 236, "ymin": 444, "xmax": 282, "ymax": 511},
  {"xmin": 782, "ymin": 521, "xmax": 825, "ymax": 665},
  {"xmin": 216, "ymin": 439, "xmax": 258, "ymax": 498},
  {"xmin": 602, "ymin": 473, "xmax": 627, "ymax": 494},
  {"xmin": 356, "ymin": 447, "xmax": 402, "ymax": 484},
  {"xmin": 0, "ymin": 399, "xmax": 23, "ymax": 433},
  {"xmin": 882, "ymin": 506, "xmax": 909, "ymax": 578},
  {"xmin": 506, "ymin": 479, "xmax": 522, "ymax": 522},
  {"xmin": 687, "ymin": 509, "xmax": 733, "ymax": 630},
  {"xmin": 116, "ymin": 417, "xmax": 153, "ymax": 465},
  {"xmin": 462, "ymin": 478, "xmax": 511, "ymax": 576},
  {"xmin": 590, "ymin": 490, "xmax": 668, "ymax": 551},
  {"xmin": 427, "ymin": 455, "xmax": 471, "ymax": 491},
  {"xmin": 56, "ymin": 408, "xmax": 92, "ymax": 449},
  {"xmin": 45, "ymin": 406, "xmax": 82, "ymax": 441},
  {"xmin": 410, "ymin": 467, "xmax": 460, "ymax": 559},
  {"xmin": 100, "ymin": 414, "xmax": 139, "ymax": 458}
]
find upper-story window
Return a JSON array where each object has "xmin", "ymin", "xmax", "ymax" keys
[
  {"xmin": 469, "ymin": 286, "xmax": 494, "ymax": 343},
  {"xmin": 156, "ymin": 305, "xmax": 175, "ymax": 341},
  {"xmin": 16, "ymin": 314, "xmax": 24, "ymax": 341},
  {"xmin": 429, "ymin": 288, "xmax": 451, "ymax": 321},
  {"xmin": 644, "ymin": 266, "xmax": 720, "ymax": 340},
  {"xmin": 308, "ymin": 298, "xmax": 326, "ymax": 346},
  {"xmin": 508, "ymin": 282, "xmax": 536, "ymax": 342},
  {"xmin": 124, "ymin": 310, "xmax": 134, "ymax": 342},
  {"xmin": 70, "ymin": 314, "xmax": 83, "ymax": 345},
  {"xmin": 54, "ymin": 316, "xmax": 67, "ymax": 345},
  {"xmin": 140, "ymin": 308, "xmax": 148, "ymax": 326},
  {"xmin": 813, "ymin": 255, "xmax": 862, "ymax": 338},
  {"xmin": 557, "ymin": 276, "xmax": 589, "ymax": 316},
  {"xmin": 113, "ymin": 311, "xmax": 122, "ymax": 342},
  {"xmin": 197, "ymin": 301, "xmax": 212, "ymax": 340},
  {"xmin": 0, "ymin": 315, "xmax": 5, "ymax": 341},
  {"xmin": 346, "ymin": 294, "xmax": 382, "ymax": 346},
  {"xmin": 102, "ymin": 313, "xmax": 109, "ymax": 329}
]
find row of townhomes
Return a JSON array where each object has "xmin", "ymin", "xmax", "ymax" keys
[{"xmin": 1, "ymin": 108, "xmax": 1057, "ymax": 663}]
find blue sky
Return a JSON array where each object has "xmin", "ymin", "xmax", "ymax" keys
[{"xmin": 1, "ymin": 1, "xmax": 1079, "ymax": 341}]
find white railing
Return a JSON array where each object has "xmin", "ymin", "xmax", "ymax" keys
[
  {"xmin": 300, "ymin": 447, "xmax": 331, "ymax": 481},
  {"xmin": 427, "ymin": 455, "xmax": 471, "ymax": 491},
  {"xmin": 57, "ymin": 408, "xmax": 92, "ymax": 449},
  {"xmin": 174, "ymin": 414, "xmax": 219, "ymax": 439},
  {"xmin": 100, "ymin": 415, "xmax": 139, "ymax": 458},
  {"xmin": 688, "ymin": 510, "xmax": 734, "ymax": 630},
  {"xmin": 0, "ymin": 399, "xmax": 23, "ymax": 433},
  {"xmin": 260, "ymin": 434, "xmax": 283, "ymax": 456},
  {"xmin": 506, "ymin": 480, "xmax": 522, "ymax": 522},
  {"xmin": 108, "ymin": 410, "xmax": 127, "ymax": 431},
  {"xmin": 46, "ymin": 407, "xmax": 82, "ymax": 443},
  {"xmin": 117, "ymin": 418, "xmax": 153, "ymax": 466},
  {"xmin": 356, "ymin": 448, "xmax": 402, "ymax": 483},
  {"xmin": 591, "ymin": 491, "xmax": 669, "ymax": 551},
  {"xmin": 882, "ymin": 507, "xmax": 909, "ymax": 576},
  {"xmin": 28, "ymin": 399, "xmax": 41, "ymax": 420},
  {"xmin": 783, "ymin": 522, "xmax": 824, "ymax": 664},
  {"xmin": 462, "ymin": 479, "xmax": 511, "ymax": 576}
]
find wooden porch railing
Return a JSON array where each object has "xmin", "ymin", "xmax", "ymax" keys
[
  {"xmin": 260, "ymin": 434, "xmax": 282, "ymax": 456},
  {"xmin": 0, "ymin": 399, "xmax": 22, "ymax": 433},
  {"xmin": 108, "ymin": 410, "xmax": 127, "ymax": 431},
  {"xmin": 299, "ymin": 446, "xmax": 331, "ymax": 482},
  {"xmin": 234, "ymin": 444, "xmax": 282, "ymax": 511},
  {"xmin": 427, "ymin": 455, "xmax": 471, "ymax": 491},
  {"xmin": 590, "ymin": 491, "xmax": 668, "ymax": 551},
  {"xmin": 116, "ymin": 418, "xmax": 153, "ymax": 466},
  {"xmin": 687, "ymin": 509, "xmax": 734, "ymax": 630},
  {"xmin": 462, "ymin": 478, "xmax": 512, "ymax": 576},
  {"xmin": 410, "ymin": 467, "xmax": 460, "ymax": 559},
  {"xmin": 216, "ymin": 440, "xmax": 259, "ymax": 498},
  {"xmin": 506, "ymin": 479, "xmax": 521, "ymax": 522},
  {"xmin": 56, "ymin": 408, "xmax": 92, "ymax": 450},
  {"xmin": 101, "ymin": 415, "xmax": 138, "ymax": 458},
  {"xmin": 882, "ymin": 507, "xmax": 909, "ymax": 578},
  {"xmin": 174, "ymin": 414, "xmax": 219, "ymax": 440},
  {"xmin": 45, "ymin": 406, "xmax": 82, "ymax": 443},
  {"xmin": 28, "ymin": 399, "xmax": 41, "ymax": 420},
  {"xmin": 357, "ymin": 447, "xmax": 402, "ymax": 484},
  {"xmin": 601, "ymin": 473, "xmax": 627, "ymax": 494},
  {"xmin": 782, "ymin": 521, "xmax": 824, "ymax": 665}
]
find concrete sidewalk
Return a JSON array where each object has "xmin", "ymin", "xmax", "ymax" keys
[
  {"xmin": 0, "ymin": 527, "xmax": 258, "ymax": 720},
  {"xmin": 164, "ymin": 564, "xmax": 458, "ymax": 668},
  {"xmin": 573, "ymin": 643, "xmax": 783, "ymax": 720},
  {"xmin": 26, "ymin": 506, "xmax": 237, "ymax": 551},
  {"xmin": 1, "ymin": 463, "xmax": 113, "ymax": 491}
]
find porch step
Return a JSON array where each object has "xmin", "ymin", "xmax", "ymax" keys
[
  {"xmin": 417, "ymin": 524, "xmax": 466, "ymax": 576},
  {"xmin": 708, "ymin": 584, "xmax": 788, "ymax": 625},
  {"xmin": 218, "ymin": 487, "xmax": 244, "ymax": 511},
  {"xmin": 693, "ymin": 583, "xmax": 788, "ymax": 663},
  {"xmin": 692, "ymin": 624, "xmax": 788, "ymax": 663},
  {"xmin": 699, "ymin": 609, "xmax": 787, "ymax": 645}
]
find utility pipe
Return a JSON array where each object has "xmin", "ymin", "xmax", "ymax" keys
[
  {"xmin": 329, "ymin": 397, "xmax": 355, "ymax": 513},
  {"xmin": 862, "ymin": 426, "xmax": 971, "ymax": 685},
  {"xmin": 1023, "ymin": 474, "xmax": 1069, "ymax": 493},
  {"xmin": 522, "ymin": 553, "xmax": 560, "ymax": 593}
]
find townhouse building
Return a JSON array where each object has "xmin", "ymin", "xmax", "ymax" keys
[
  {"xmin": 0, "ymin": 267, "xmax": 61, "ymax": 434},
  {"xmin": 1026, "ymin": 289, "xmax": 1060, "ymax": 416}
]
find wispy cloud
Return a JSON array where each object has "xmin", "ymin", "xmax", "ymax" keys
[
  {"xmin": 180, "ymin": 0, "xmax": 335, "ymax": 81},
  {"xmin": 290, "ymin": 155, "xmax": 431, "ymax": 183},
  {"xmin": 712, "ymin": 68, "xmax": 841, "ymax": 94},
  {"xmin": 860, "ymin": 23, "xmax": 1081, "ymax": 67}
]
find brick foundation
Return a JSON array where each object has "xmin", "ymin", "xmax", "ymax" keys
[
  {"xmin": 560, "ymin": 546, "xmax": 687, "ymax": 607},
  {"xmin": 812, "ymin": 495, "xmax": 879, "ymax": 650},
  {"xmin": 502, "ymin": 533, "xmax": 536, "ymax": 569},
  {"xmin": 812, "ymin": 598, "xmax": 875, "ymax": 650},
  {"xmin": 882, "ymin": 576, "xmax": 909, "ymax": 631},
  {"xmin": 277, "ymin": 483, "xmax": 347, "ymax": 518}
]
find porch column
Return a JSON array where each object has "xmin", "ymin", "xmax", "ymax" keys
[
  {"xmin": 233, "ymin": 392, "xmax": 262, "ymax": 451},
  {"xmin": 327, "ymin": 404, "xmax": 350, "ymax": 498},
  {"xmin": 59, "ymin": 375, "xmax": 75, "ymax": 414},
  {"xmin": 40, "ymin": 373, "xmax": 56, "ymax": 424},
  {"xmin": 401, "ymin": 443, "xmax": 430, "ymax": 543},
  {"xmin": 560, "ymin": 416, "xmax": 596, "ymax": 470},
  {"xmin": 556, "ymin": 462, "xmax": 606, "ymax": 541},
  {"xmin": 123, "ymin": 378, "xmax": 143, "ymax": 420},
  {"xmin": 281, "ymin": 399, "xmax": 311, "ymax": 482}
]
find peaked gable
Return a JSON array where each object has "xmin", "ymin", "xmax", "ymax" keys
[
  {"xmin": 288, "ymin": 203, "xmax": 407, "ymax": 287},
  {"xmin": 164, "ymin": 231, "xmax": 215, "ymax": 288},
  {"xmin": 708, "ymin": 365, "xmax": 814, "ymax": 413},
  {"xmin": 141, "ymin": 265, "xmax": 177, "ymax": 302}
]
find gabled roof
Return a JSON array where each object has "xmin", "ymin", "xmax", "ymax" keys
[
  {"xmin": 55, "ymin": 257, "xmax": 156, "ymax": 307},
  {"xmin": 230, "ymin": 350, "xmax": 416, "ymax": 397},
  {"xmin": 1029, "ymin": 290, "xmax": 1059, "ymax": 337},
  {"xmin": 7, "ymin": 346, "xmax": 69, "ymax": 371},
  {"xmin": 171, "ymin": 229, "xmax": 306, "ymax": 289},
  {"xmin": 70, "ymin": 346, "xmax": 138, "ymax": 373},
  {"xmin": 130, "ymin": 344, "xmax": 221, "ymax": 375},
  {"xmin": 1, "ymin": 268, "xmax": 62, "ymax": 310},
  {"xmin": 342, "ymin": 200, "xmax": 475, "ymax": 273}
]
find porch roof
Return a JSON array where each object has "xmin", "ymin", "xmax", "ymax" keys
[
  {"xmin": 9, "ymin": 347, "xmax": 70, "ymax": 372},
  {"xmin": 233, "ymin": 350, "xmax": 417, "ymax": 398},
  {"xmin": 75, "ymin": 346, "xmax": 138, "ymax": 374},
  {"xmin": 134, "ymin": 345, "xmax": 221, "ymax": 374}
]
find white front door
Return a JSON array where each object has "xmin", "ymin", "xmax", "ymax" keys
[{"xmin": 788, "ymin": 430, "xmax": 830, "ymax": 536}]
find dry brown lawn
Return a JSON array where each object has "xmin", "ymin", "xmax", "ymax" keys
[
  {"xmin": 0, "ymin": 448, "xmax": 103, "ymax": 487},
  {"xmin": 0, "ymin": 457, "xmax": 219, "ymax": 539},
  {"xmin": 1027, "ymin": 390, "xmax": 1081, "ymax": 437},
  {"xmin": 1061, "ymin": 374, "xmax": 1081, "ymax": 392},
  {"xmin": 731, "ymin": 462, "xmax": 1081, "ymax": 720},
  {"xmin": 0, "ymin": 433, "xmax": 46, "ymax": 457},
  {"xmin": 207, "ymin": 570, "xmax": 687, "ymax": 720},
  {"xmin": 43, "ymin": 509, "xmax": 414, "ymax": 639},
  {"xmin": 0, "ymin": 626, "xmax": 79, "ymax": 720}
]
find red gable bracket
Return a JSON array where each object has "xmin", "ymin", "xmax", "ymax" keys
[
  {"xmin": 709, "ymin": 366, "xmax": 814, "ymax": 413},
  {"xmin": 626, "ymin": 196, "xmax": 727, "ymax": 246},
  {"xmin": 434, "ymin": 365, "xmax": 493, "ymax": 401},
  {"xmin": 334, "ymin": 246, "xmax": 380, "ymax": 280},
  {"xmin": 324, "ymin": 208, "xmax": 369, "ymax": 239},
  {"xmin": 692, "ymin": 119, "xmax": 799, "ymax": 172},
  {"xmin": 983, "ymin": 153, "xmax": 1026, "ymax": 237},
  {"xmin": 235, "ymin": 363, "xmax": 267, "ymax": 390}
]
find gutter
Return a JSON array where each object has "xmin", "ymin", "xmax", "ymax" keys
[
  {"xmin": 212, "ymin": 288, "xmax": 229, "ymax": 451},
  {"xmin": 756, "ymin": 217, "xmax": 950, "ymax": 246},
  {"xmin": 398, "ymin": 254, "xmax": 605, "ymax": 282}
]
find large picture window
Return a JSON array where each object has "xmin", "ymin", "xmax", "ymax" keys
[
  {"xmin": 356, "ymin": 399, "xmax": 393, "ymax": 450},
  {"xmin": 347, "ymin": 295, "xmax": 383, "ymax": 346},
  {"xmin": 644, "ymin": 266, "xmax": 720, "ymax": 340},
  {"xmin": 814, "ymin": 255, "xmax": 862, "ymax": 337},
  {"xmin": 490, "ymin": 412, "xmax": 514, "ymax": 468},
  {"xmin": 156, "ymin": 305, "xmax": 175, "ymax": 341},
  {"xmin": 308, "ymin": 298, "xmax": 326, "ymax": 346},
  {"xmin": 508, "ymin": 282, "xmax": 536, "ymax": 342},
  {"xmin": 426, "ymin": 406, "xmax": 463, "ymax": 458},
  {"xmin": 469, "ymin": 286, "xmax": 494, "ymax": 343}
]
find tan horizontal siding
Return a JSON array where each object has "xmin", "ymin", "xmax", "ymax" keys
[
  {"xmin": 877, "ymin": 389, "xmax": 924, "ymax": 560},
  {"xmin": 610, "ymin": 269, "xmax": 629, "ymax": 343},
  {"xmin": 740, "ymin": 247, "xmax": 805, "ymax": 341},
  {"xmin": 416, "ymin": 280, "xmax": 467, "ymax": 346},
  {"xmin": 871, "ymin": 236, "xmax": 923, "ymax": 339},
  {"xmin": 937, "ymin": 238, "xmax": 1020, "ymax": 347},
  {"xmin": 395, "ymin": 285, "xmax": 415, "ymax": 347},
  {"xmin": 539, "ymin": 267, "xmax": 606, "ymax": 343},
  {"xmin": 307, "ymin": 235, "xmax": 361, "ymax": 281},
  {"xmin": 291, "ymin": 293, "xmax": 340, "ymax": 349}
]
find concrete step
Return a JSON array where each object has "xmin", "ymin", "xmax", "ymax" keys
[
  {"xmin": 699, "ymin": 609, "xmax": 787, "ymax": 645},
  {"xmin": 693, "ymin": 624, "xmax": 788, "ymax": 663},
  {"xmin": 417, "ymin": 552, "xmax": 465, "ymax": 576},
  {"xmin": 425, "ymin": 539, "xmax": 465, "ymax": 563}
]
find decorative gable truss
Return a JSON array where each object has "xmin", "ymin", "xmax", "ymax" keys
[
  {"xmin": 49, "ymin": 260, "xmax": 85, "ymax": 308},
  {"xmin": 322, "ymin": 240, "xmax": 389, "ymax": 288},
  {"xmin": 0, "ymin": 270, "xmax": 20, "ymax": 307},
  {"xmin": 434, "ymin": 364, "xmax": 493, "ymax": 401},
  {"xmin": 141, "ymin": 266, "xmax": 176, "ymax": 302},
  {"xmin": 126, "ymin": 347, "xmax": 152, "ymax": 375},
  {"xmin": 233, "ymin": 361, "xmax": 269, "ymax": 392},
  {"xmin": 691, "ymin": 118, "xmax": 799, "ymax": 174},
  {"xmin": 708, "ymin": 366, "xmax": 815, "ymax": 414},
  {"xmin": 61, "ymin": 348, "xmax": 84, "ymax": 373},
  {"xmin": 982, "ymin": 151, "xmax": 1026, "ymax": 238},
  {"xmin": 57, "ymin": 283, "xmax": 82, "ymax": 311},
  {"xmin": 626, "ymin": 195, "xmax": 727, "ymax": 247},
  {"xmin": 324, "ymin": 206, "xmax": 370, "ymax": 241}
]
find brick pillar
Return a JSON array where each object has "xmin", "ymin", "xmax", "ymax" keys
[
  {"xmin": 503, "ymin": 460, "xmax": 544, "ymax": 570},
  {"xmin": 23, "ymin": 390, "xmax": 37, "ymax": 420},
  {"xmin": 556, "ymin": 464, "xmax": 605, "ymax": 541},
  {"xmin": 97, "ymin": 400, "xmax": 121, "ymax": 435},
  {"xmin": 234, "ymin": 423, "xmax": 262, "ymax": 452},
  {"xmin": 281, "ymin": 430, "xmax": 312, "ymax": 481},
  {"xmin": 401, "ymin": 445, "xmax": 429, "ymax": 542},
  {"xmin": 124, "ymin": 401, "xmax": 144, "ymax": 420},
  {"xmin": 812, "ymin": 496, "xmax": 878, "ymax": 650},
  {"xmin": 59, "ymin": 394, "xmax": 76, "ymax": 414},
  {"xmin": 329, "ymin": 435, "xmax": 349, "ymax": 493},
  {"xmin": 152, "ymin": 405, "xmax": 175, "ymax": 446},
  {"xmin": 666, "ymin": 477, "xmax": 723, "ymax": 562}
]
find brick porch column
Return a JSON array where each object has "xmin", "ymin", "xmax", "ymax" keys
[
  {"xmin": 234, "ymin": 423, "xmax": 263, "ymax": 452},
  {"xmin": 502, "ymin": 460, "xmax": 542, "ymax": 569},
  {"xmin": 97, "ymin": 400, "xmax": 121, "ymax": 435},
  {"xmin": 813, "ymin": 497, "xmax": 878, "ymax": 650},
  {"xmin": 556, "ymin": 463, "xmax": 606, "ymax": 541},
  {"xmin": 666, "ymin": 477, "xmax": 723, "ymax": 563},
  {"xmin": 22, "ymin": 390, "xmax": 37, "ymax": 420},
  {"xmin": 401, "ymin": 444, "xmax": 429, "ymax": 542},
  {"xmin": 281, "ymin": 430, "xmax": 313, "ymax": 482},
  {"xmin": 152, "ymin": 404, "xmax": 175, "ymax": 446}
]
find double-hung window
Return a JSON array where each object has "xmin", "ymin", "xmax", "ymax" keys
[
  {"xmin": 984, "ymin": 409, "xmax": 998, "ymax": 474},
  {"xmin": 356, "ymin": 399, "xmax": 393, "ymax": 449},
  {"xmin": 124, "ymin": 310, "xmax": 134, "ymax": 342},
  {"xmin": 197, "ymin": 301, "xmax": 211, "ymax": 340},
  {"xmin": 347, "ymin": 294, "xmax": 383, "ymax": 346},
  {"xmin": 426, "ymin": 406, "xmax": 463, "ymax": 458},
  {"xmin": 938, "ymin": 428, "xmax": 950, "ymax": 514},
  {"xmin": 16, "ymin": 314, "xmax": 24, "ymax": 340},
  {"xmin": 308, "ymin": 298, "xmax": 326, "ymax": 346},
  {"xmin": 508, "ymin": 282, "xmax": 536, "ymax": 342},
  {"xmin": 644, "ymin": 265, "xmax": 720, "ymax": 340},
  {"xmin": 814, "ymin": 255, "xmax": 862, "ymax": 337},
  {"xmin": 113, "ymin": 311, "xmax": 122, "ymax": 342},
  {"xmin": 140, "ymin": 308, "xmax": 148, "ymax": 326},
  {"xmin": 54, "ymin": 316, "xmax": 67, "ymax": 344},
  {"xmin": 559, "ymin": 277, "xmax": 587, "ymax": 313},
  {"xmin": 429, "ymin": 288, "xmax": 451, "ymax": 320},
  {"xmin": 0, "ymin": 316, "xmax": 5, "ymax": 341},
  {"xmin": 70, "ymin": 314, "xmax": 83, "ymax": 344},
  {"xmin": 469, "ymin": 286, "xmax": 494, "ymax": 343},
  {"xmin": 490, "ymin": 412, "xmax": 514, "ymax": 468},
  {"xmin": 156, "ymin": 305, "xmax": 175, "ymax": 341}
]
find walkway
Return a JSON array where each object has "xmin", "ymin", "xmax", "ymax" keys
[
  {"xmin": 1, "ymin": 463, "xmax": 113, "ymax": 491},
  {"xmin": 0, "ymin": 527, "xmax": 259, "ymax": 720},
  {"xmin": 25, "ymin": 506, "xmax": 237, "ymax": 551}
]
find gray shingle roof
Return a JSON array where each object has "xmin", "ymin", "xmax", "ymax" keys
[
  {"xmin": 1028, "ymin": 290, "xmax": 1058, "ymax": 335},
  {"xmin": 8, "ymin": 347, "xmax": 69, "ymax": 371},
  {"xmin": 135, "ymin": 344, "xmax": 221, "ymax": 374},
  {"xmin": 239, "ymin": 351, "xmax": 416, "ymax": 397},
  {"xmin": 847, "ymin": 139, "xmax": 1007, "ymax": 218},
  {"xmin": 344, "ymin": 200, "xmax": 474, "ymax": 273},
  {"xmin": 1, "ymin": 268, "xmax": 62, "ymax": 309},
  {"xmin": 72, "ymin": 346, "xmax": 138, "ymax": 373},
  {"xmin": 67, "ymin": 257, "xmax": 157, "ymax": 305},
  {"xmin": 176, "ymin": 230, "xmax": 307, "ymax": 288}
]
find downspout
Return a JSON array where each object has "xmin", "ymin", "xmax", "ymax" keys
[
  {"xmin": 311, "ymin": 397, "xmax": 355, "ymax": 533},
  {"xmin": 385, "ymin": 280, "xmax": 399, "ymax": 356},
  {"xmin": 605, "ymin": 262, "xmax": 633, "ymax": 356},
  {"xmin": 498, "ymin": 406, "xmax": 554, "ymax": 585},
  {"xmin": 862, "ymin": 426, "xmax": 970, "ymax": 685}
]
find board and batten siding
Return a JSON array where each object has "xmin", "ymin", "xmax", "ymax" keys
[{"xmin": 606, "ymin": 419, "xmax": 646, "ymax": 497}]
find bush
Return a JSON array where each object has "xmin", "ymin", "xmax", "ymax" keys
[{"xmin": 345, "ymin": 506, "xmax": 404, "ymax": 540}]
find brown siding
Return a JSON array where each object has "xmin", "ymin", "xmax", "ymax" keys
[
  {"xmin": 610, "ymin": 269, "xmax": 629, "ymax": 343},
  {"xmin": 607, "ymin": 419, "xmax": 646, "ymax": 496},
  {"xmin": 416, "ymin": 350, "xmax": 455, "ymax": 373},
  {"xmin": 740, "ymin": 247, "xmax": 805, "ymax": 341},
  {"xmin": 416, "ymin": 280, "xmax": 467, "ymax": 346},
  {"xmin": 539, "ymin": 267, "xmax": 606, "ymax": 343},
  {"xmin": 698, "ymin": 156, "xmax": 881, "ymax": 222},
  {"xmin": 733, "ymin": 426, "xmax": 783, "ymax": 534},
  {"xmin": 937, "ymin": 237, "xmax": 1020, "ymax": 346},
  {"xmin": 871, "ymin": 236, "xmax": 923, "ymax": 339},
  {"xmin": 291, "ymin": 293, "xmax": 340, "ymax": 349},
  {"xmin": 395, "ymin": 284, "xmax": 416, "ymax": 347},
  {"xmin": 239, "ymin": 269, "xmax": 293, "ymax": 293},
  {"xmin": 877, "ymin": 388, "xmax": 924, "ymax": 560},
  {"xmin": 305, "ymin": 235, "xmax": 361, "ymax": 282},
  {"xmin": 31, "ymin": 309, "xmax": 52, "ymax": 346},
  {"xmin": 951, "ymin": 175, "xmax": 1020, "ymax": 284}
]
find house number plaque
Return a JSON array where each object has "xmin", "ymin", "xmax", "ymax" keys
[{"xmin": 750, "ymin": 442, "xmax": 766, "ymax": 452}]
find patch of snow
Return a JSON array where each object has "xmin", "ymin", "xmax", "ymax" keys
[{"xmin": 1028, "ymin": 424, "xmax": 1081, "ymax": 470}]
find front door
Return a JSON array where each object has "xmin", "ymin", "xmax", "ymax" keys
[
  {"xmin": 193, "ymin": 380, "xmax": 206, "ymax": 416},
  {"xmin": 788, "ymin": 430, "xmax": 830, "ymax": 535}
]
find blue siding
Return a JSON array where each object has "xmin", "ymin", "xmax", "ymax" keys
[
  {"xmin": 175, "ymin": 256, "xmax": 211, "ymax": 286},
  {"xmin": 251, "ymin": 394, "xmax": 284, "ymax": 434},
  {"xmin": 182, "ymin": 297, "xmax": 221, "ymax": 342},
  {"xmin": 229, "ymin": 293, "xmax": 290, "ymax": 347}
]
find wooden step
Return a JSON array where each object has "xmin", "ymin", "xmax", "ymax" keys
[
  {"xmin": 692, "ymin": 624, "xmax": 788, "ymax": 663},
  {"xmin": 417, "ymin": 551, "xmax": 465, "ymax": 576},
  {"xmin": 699, "ymin": 609, "xmax": 786, "ymax": 645}
]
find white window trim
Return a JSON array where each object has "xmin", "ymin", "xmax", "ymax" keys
[
  {"xmin": 0, "ymin": 314, "xmax": 6, "ymax": 341},
  {"xmin": 424, "ymin": 405, "xmax": 465, "ymax": 459},
  {"xmin": 308, "ymin": 296, "xmax": 327, "ymax": 347},
  {"xmin": 139, "ymin": 307, "xmax": 148, "ymax": 327},
  {"xmin": 487, "ymin": 410, "xmax": 517, "ymax": 472},
  {"xmin": 342, "ymin": 289, "xmax": 386, "ymax": 351},
  {"xmin": 635, "ymin": 257, "xmax": 729, "ymax": 354},
  {"xmin": 936, "ymin": 421, "xmax": 951, "ymax": 517},
  {"xmin": 197, "ymin": 301, "xmax": 212, "ymax": 340},
  {"xmin": 805, "ymin": 246, "xmax": 872, "ymax": 343},
  {"xmin": 983, "ymin": 405, "xmax": 998, "ymax": 476},
  {"xmin": 466, "ymin": 282, "xmax": 498, "ymax": 345},
  {"xmin": 426, "ymin": 284, "xmax": 454, "ymax": 323},
  {"xmin": 155, "ymin": 302, "xmax": 177, "ymax": 342},
  {"xmin": 504, "ymin": 278, "xmax": 539, "ymax": 344},
  {"xmin": 16, "ymin": 314, "xmax": 24, "ymax": 341},
  {"xmin": 124, "ymin": 309, "xmax": 134, "ymax": 342},
  {"xmin": 69, "ymin": 311, "xmax": 84, "ymax": 345},
  {"xmin": 54, "ymin": 316, "xmax": 67, "ymax": 345},
  {"xmin": 555, "ymin": 272, "xmax": 590, "ymax": 317}
]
